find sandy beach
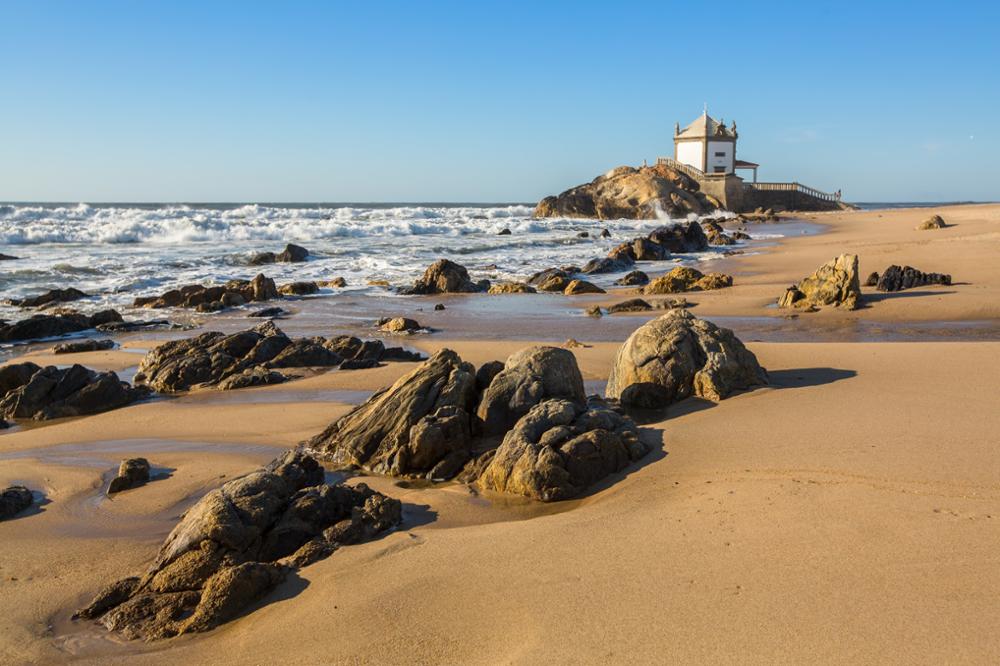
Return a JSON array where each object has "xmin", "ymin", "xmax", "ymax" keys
[{"xmin": 2, "ymin": 204, "xmax": 1000, "ymax": 664}]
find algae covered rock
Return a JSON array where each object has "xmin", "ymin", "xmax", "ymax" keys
[{"xmin": 605, "ymin": 309, "xmax": 766, "ymax": 408}]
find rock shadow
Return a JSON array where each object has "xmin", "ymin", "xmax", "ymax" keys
[
  {"xmin": 768, "ymin": 367, "xmax": 857, "ymax": 389},
  {"xmin": 861, "ymin": 289, "xmax": 957, "ymax": 305}
]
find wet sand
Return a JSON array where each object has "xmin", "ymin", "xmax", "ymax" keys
[{"xmin": 2, "ymin": 203, "xmax": 1000, "ymax": 664}]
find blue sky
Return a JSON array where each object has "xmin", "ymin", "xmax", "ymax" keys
[{"xmin": 1, "ymin": 1, "xmax": 997, "ymax": 203}]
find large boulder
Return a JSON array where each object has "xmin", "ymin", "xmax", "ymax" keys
[
  {"xmin": 75, "ymin": 451, "xmax": 401, "ymax": 640},
  {"xmin": 876, "ymin": 265, "xmax": 951, "ymax": 292},
  {"xmin": 533, "ymin": 163, "xmax": 714, "ymax": 220},
  {"xmin": 306, "ymin": 350, "xmax": 478, "ymax": 477},
  {"xmin": 476, "ymin": 346, "xmax": 586, "ymax": 437},
  {"xmin": 476, "ymin": 399, "xmax": 649, "ymax": 501},
  {"xmin": 647, "ymin": 221, "xmax": 709, "ymax": 253},
  {"xmin": 777, "ymin": 254, "xmax": 861, "ymax": 310},
  {"xmin": 605, "ymin": 309, "xmax": 767, "ymax": 408},
  {"xmin": 0, "ymin": 363, "xmax": 147, "ymax": 421},
  {"xmin": 1, "ymin": 486, "xmax": 33, "ymax": 520},
  {"xmin": 401, "ymin": 259, "xmax": 487, "ymax": 295}
]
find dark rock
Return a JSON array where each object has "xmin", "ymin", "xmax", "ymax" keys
[
  {"xmin": 108, "ymin": 458, "xmax": 151, "ymax": 494},
  {"xmin": 584, "ymin": 305, "xmax": 603, "ymax": 317},
  {"xmin": 75, "ymin": 451, "xmax": 401, "ymax": 640},
  {"xmin": 0, "ymin": 363, "xmax": 147, "ymax": 421},
  {"xmin": 475, "ymin": 360, "xmax": 505, "ymax": 393},
  {"xmin": 266, "ymin": 339, "xmax": 342, "ymax": 369},
  {"xmin": 379, "ymin": 347, "xmax": 425, "ymax": 363},
  {"xmin": 400, "ymin": 259, "xmax": 487, "ymax": 295},
  {"xmin": 339, "ymin": 358, "xmax": 382, "ymax": 370},
  {"xmin": 647, "ymin": 221, "xmax": 709, "ymax": 253},
  {"xmin": 247, "ymin": 307, "xmax": 288, "ymax": 318},
  {"xmin": 96, "ymin": 319, "xmax": 173, "ymax": 333},
  {"xmin": 434, "ymin": 303, "xmax": 446, "ymax": 311},
  {"xmin": 1, "ymin": 485, "xmax": 33, "ymax": 520},
  {"xmin": 276, "ymin": 244, "xmax": 309, "ymax": 262},
  {"xmin": 615, "ymin": 270, "xmax": 649, "ymax": 286},
  {"xmin": 607, "ymin": 298, "xmax": 653, "ymax": 314},
  {"xmin": 278, "ymin": 282, "xmax": 319, "ymax": 296},
  {"xmin": 864, "ymin": 272, "xmax": 880, "ymax": 287},
  {"xmin": 378, "ymin": 317, "xmax": 421, "ymax": 333},
  {"xmin": 582, "ymin": 256, "xmax": 633, "ymax": 275},
  {"xmin": 498, "ymin": 228, "xmax": 512, "ymax": 235},
  {"xmin": 876, "ymin": 265, "xmax": 951, "ymax": 292},
  {"xmin": 216, "ymin": 366, "xmax": 288, "ymax": 390},
  {"xmin": 0, "ymin": 253, "xmax": 19, "ymax": 261},
  {"xmin": 8, "ymin": 287, "xmax": 89, "ymax": 308},
  {"xmin": 576, "ymin": 231, "xmax": 590, "ymax": 238},
  {"xmin": 600, "ymin": 228, "xmax": 611, "ymax": 238},
  {"xmin": 0, "ymin": 310, "xmax": 123, "ymax": 343},
  {"xmin": 53, "ymin": 339, "xmax": 116, "ymax": 354},
  {"xmin": 136, "ymin": 274, "xmax": 279, "ymax": 310}
]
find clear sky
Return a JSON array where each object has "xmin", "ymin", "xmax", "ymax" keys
[{"xmin": 2, "ymin": 0, "xmax": 998, "ymax": 203}]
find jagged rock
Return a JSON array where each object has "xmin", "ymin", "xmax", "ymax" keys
[
  {"xmin": 916, "ymin": 215, "xmax": 946, "ymax": 230},
  {"xmin": 864, "ymin": 272, "xmax": 880, "ymax": 287},
  {"xmin": 75, "ymin": 451, "xmax": 401, "ymax": 640},
  {"xmin": 378, "ymin": 317, "xmax": 421, "ymax": 333},
  {"xmin": 476, "ymin": 346, "xmax": 586, "ymax": 437},
  {"xmin": 278, "ymin": 282, "xmax": 319, "ymax": 296},
  {"xmin": 585, "ymin": 305, "xmax": 603, "ymax": 317},
  {"xmin": 647, "ymin": 222, "xmax": 709, "ymax": 253},
  {"xmin": 476, "ymin": 399, "xmax": 649, "ymax": 501},
  {"xmin": 249, "ymin": 243, "xmax": 309, "ymax": 265},
  {"xmin": 608, "ymin": 298, "xmax": 653, "ymax": 314},
  {"xmin": 642, "ymin": 267, "xmax": 732, "ymax": 294},
  {"xmin": 778, "ymin": 254, "xmax": 861, "ymax": 310},
  {"xmin": 876, "ymin": 265, "xmax": 952, "ymax": 292},
  {"xmin": 0, "ymin": 310, "xmax": 124, "ymax": 343},
  {"xmin": 400, "ymin": 259, "xmax": 487, "ymax": 295},
  {"xmin": 307, "ymin": 350, "xmax": 478, "ymax": 477},
  {"xmin": 266, "ymin": 339, "xmax": 342, "ymax": 369},
  {"xmin": 605, "ymin": 309, "xmax": 767, "ymax": 408},
  {"xmin": 8, "ymin": 287, "xmax": 90, "ymax": 308},
  {"xmin": 108, "ymin": 458, "xmax": 151, "ymax": 494},
  {"xmin": 325, "ymin": 336, "xmax": 384, "ymax": 362},
  {"xmin": 1, "ymin": 485, "xmax": 33, "ymax": 520},
  {"xmin": 216, "ymin": 366, "xmax": 288, "ymax": 390},
  {"xmin": 615, "ymin": 270, "xmax": 649, "ymax": 286},
  {"xmin": 0, "ymin": 363, "xmax": 147, "ymax": 421},
  {"xmin": 53, "ymin": 339, "xmax": 115, "ymax": 354},
  {"xmin": 563, "ymin": 279, "xmax": 606, "ymax": 295},
  {"xmin": 488, "ymin": 282, "xmax": 536, "ymax": 294},
  {"xmin": 533, "ymin": 163, "xmax": 713, "ymax": 219}
]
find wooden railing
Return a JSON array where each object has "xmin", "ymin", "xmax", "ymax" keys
[
  {"xmin": 746, "ymin": 181, "xmax": 839, "ymax": 202},
  {"xmin": 656, "ymin": 156, "xmax": 705, "ymax": 180}
]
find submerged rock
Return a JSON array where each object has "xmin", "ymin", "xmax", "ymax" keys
[
  {"xmin": 0, "ymin": 363, "xmax": 147, "ymax": 421},
  {"xmin": 778, "ymin": 254, "xmax": 861, "ymax": 310},
  {"xmin": 876, "ymin": 265, "xmax": 951, "ymax": 292},
  {"xmin": 400, "ymin": 259, "xmax": 488, "ymax": 295},
  {"xmin": 8, "ymin": 287, "xmax": 90, "ymax": 308},
  {"xmin": 108, "ymin": 458, "xmax": 151, "ymax": 494},
  {"xmin": 75, "ymin": 451, "xmax": 401, "ymax": 640},
  {"xmin": 476, "ymin": 399, "xmax": 648, "ymax": 501},
  {"xmin": 605, "ymin": 309, "xmax": 767, "ymax": 408},
  {"xmin": 248, "ymin": 243, "xmax": 310, "ymax": 265},
  {"xmin": 53, "ymin": 339, "xmax": 115, "ymax": 354},
  {"xmin": 1, "ymin": 485, "xmax": 34, "ymax": 520},
  {"xmin": 0, "ymin": 253, "xmax": 19, "ymax": 261}
]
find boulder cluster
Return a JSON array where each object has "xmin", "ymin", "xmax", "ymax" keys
[
  {"xmin": 307, "ymin": 346, "xmax": 649, "ymax": 501},
  {"xmin": 248, "ymin": 243, "xmax": 309, "ymax": 265},
  {"xmin": 874, "ymin": 265, "xmax": 952, "ymax": 292},
  {"xmin": 134, "ymin": 274, "xmax": 280, "ymax": 312},
  {"xmin": 0, "ymin": 362, "xmax": 148, "ymax": 421},
  {"xmin": 75, "ymin": 451, "xmax": 402, "ymax": 640},
  {"xmin": 533, "ymin": 163, "xmax": 719, "ymax": 219},
  {"xmin": 605, "ymin": 309, "xmax": 767, "ymax": 409},
  {"xmin": 778, "ymin": 254, "xmax": 862, "ymax": 311},
  {"xmin": 135, "ymin": 322, "xmax": 423, "ymax": 393}
]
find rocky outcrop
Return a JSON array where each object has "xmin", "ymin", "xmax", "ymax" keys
[
  {"xmin": 0, "ymin": 310, "xmax": 124, "ymax": 343},
  {"xmin": 108, "ymin": 458, "xmax": 151, "ymax": 494},
  {"xmin": 75, "ymin": 451, "xmax": 401, "ymax": 640},
  {"xmin": 476, "ymin": 399, "xmax": 648, "ymax": 501},
  {"xmin": 642, "ymin": 267, "xmax": 732, "ymax": 294},
  {"xmin": 8, "ymin": 287, "xmax": 90, "ymax": 308},
  {"xmin": 1, "ymin": 486, "xmax": 33, "ymax": 520},
  {"xmin": 777, "ymin": 254, "xmax": 861, "ymax": 310},
  {"xmin": 875, "ymin": 265, "xmax": 952, "ymax": 292},
  {"xmin": 477, "ymin": 346, "xmax": 586, "ymax": 437},
  {"xmin": 916, "ymin": 215, "xmax": 946, "ymax": 230},
  {"xmin": 135, "ymin": 324, "xmax": 420, "ymax": 393},
  {"xmin": 534, "ymin": 163, "xmax": 716, "ymax": 220},
  {"xmin": 605, "ymin": 310, "xmax": 767, "ymax": 409},
  {"xmin": 248, "ymin": 243, "xmax": 310, "ymax": 265},
  {"xmin": 306, "ymin": 350, "xmax": 478, "ymax": 478},
  {"xmin": 0, "ymin": 363, "xmax": 147, "ymax": 421},
  {"xmin": 134, "ymin": 274, "xmax": 279, "ymax": 311},
  {"xmin": 400, "ymin": 260, "xmax": 488, "ymax": 295},
  {"xmin": 53, "ymin": 339, "xmax": 115, "ymax": 354}
]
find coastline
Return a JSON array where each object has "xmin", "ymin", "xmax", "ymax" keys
[{"xmin": 1, "ymin": 203, "xmax": 999, "ymax": 663}]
